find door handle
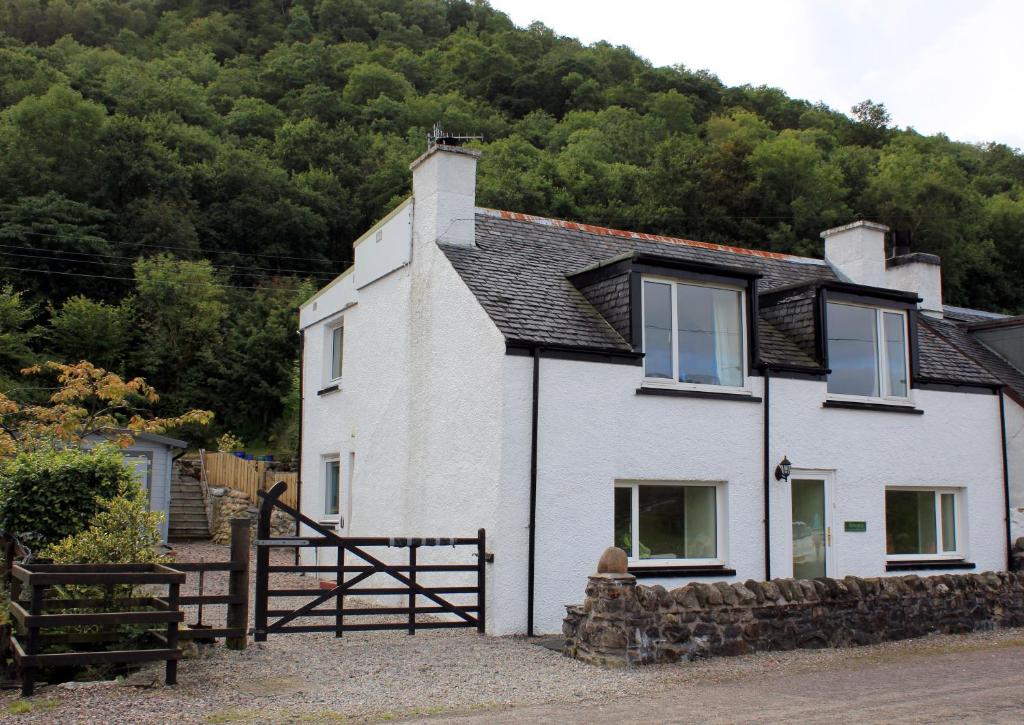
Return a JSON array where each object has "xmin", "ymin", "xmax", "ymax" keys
[
  {"xmin": 827, "ymin": 526, "xmax": 831, "ymax": 546},
  {"xmin": 339, "ymin": 516, "xmax": 344, "ymax": 529}
]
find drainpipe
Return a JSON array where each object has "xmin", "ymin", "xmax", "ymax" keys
[
  {"xmin": 999, "ymin": 388, "xmax": 1012, "ymax": 570},
  {"xmin": 527, "ymin": 347, "xmax": 540, "ymax": 636},
  {"xmin": 762, "ymin": 365, "xmax": 772, "ymax": 581},
  {"xmin": 295, "ymin": 328, "xmax": 305, "ymax": 567}
]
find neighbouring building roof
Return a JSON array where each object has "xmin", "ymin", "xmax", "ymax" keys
[{"xmin": 441, "ymin": 209, "xmax": 1022, "ymax": 393}]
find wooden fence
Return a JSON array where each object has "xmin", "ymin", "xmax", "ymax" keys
[{"xmin": 201, "ymin": 451, "xmax": 298, "ymax": 509}]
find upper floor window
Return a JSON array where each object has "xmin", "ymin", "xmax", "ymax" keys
[
  {"xmin": 826, "ymin": 302, "xmax": 907, "ymax": 398},
  {"xmin": 642, "ymin": 279, "xmax": 744, "ymax": 387},
  {"xmin": 329, "ymin": 324, "xmax": 344, "ymax": 381}
]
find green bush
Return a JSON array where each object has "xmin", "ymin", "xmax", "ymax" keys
[
  {"xmin": 43, "ymin": 482, "xmax": 165, "ymax": 565},
  {"xmin": 0, "ymin": 445, "xmax": 136, "ymax": 547}
]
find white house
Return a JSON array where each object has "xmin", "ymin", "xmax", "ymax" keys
[{"xmin": 298, "ymin": 140, "xmax": 1023, "ymax": 635}]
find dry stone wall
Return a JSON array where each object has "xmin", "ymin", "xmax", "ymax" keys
[
  {"xmin": 209, "ymin": 488, "xmax": 293, "ymax": 545},
  {"xmin": 564, "ymin": 569, "xmax": 1024, "ymax": 667}
]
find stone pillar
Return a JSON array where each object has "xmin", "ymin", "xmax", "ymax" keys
[{"xmin": 563, "ymin": 547, "xmax": 649, "ymax": 667}]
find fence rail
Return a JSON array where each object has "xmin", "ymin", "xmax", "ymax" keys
[
  {"xmin": 253, "ymin": 482, "xmax": 486, "ymax": 641},
  {"xmin": 200, "ymin": 451, "xmax": 298, "ymax": 509},
  {"xmin": 10, "ymin": 563, "xmax": 184, "ymax": 696}
]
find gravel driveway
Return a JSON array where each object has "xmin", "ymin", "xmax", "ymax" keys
[{"xmin": 2, "ymin": 542, "xmax": 1023, "ymax": 724}]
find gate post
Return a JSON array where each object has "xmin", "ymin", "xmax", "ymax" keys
[
  {"xmin": 253, "ymin": 481, "xmax": 287, "ymax": 641},
  {"xmin": 477, "ymin": 528, "xmax": 486, "ymax": 634},
  {"xmin": 226, "ymin": 518, "xmax": 250, "ymax": 650},
  {"xmin": 408, "ymin": 544, "xmax": 417, "ymax": 635}
]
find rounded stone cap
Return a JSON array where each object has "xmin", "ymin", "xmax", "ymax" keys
[{"xmin": 596, "ymin": 546, "xmax": 628, "ymax": 574}]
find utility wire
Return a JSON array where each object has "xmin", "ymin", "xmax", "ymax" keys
[
  {"xmin": 1, "ymin": 227, "xmax": 353, "ymax": 265},
  {"xmin": 0, "ymin": 243, "xmax": 341, "ymax": 280},
  {"xmin": 0, "ymin": 264, "xmax": 309, "ymax": 291}
]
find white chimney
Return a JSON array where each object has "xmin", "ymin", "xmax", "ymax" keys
[
  {"xmin": 409, "ymin": 144, "xmax": 480, "ymax": 248},
  {"xmin": 821, "ymin": 220, "xmax": 890, "ymax": 287},
  {"xmin": 821, "ymin": 220, "xmax": 944, "ymax": 316},
  {"xmin": 886, "ymin": 253, "xmax": 943, "ymax": 315}
]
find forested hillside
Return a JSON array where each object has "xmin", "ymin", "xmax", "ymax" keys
[{"xmin": 2, "ymin": 0, "xmax": 1023, "ymax": 449}]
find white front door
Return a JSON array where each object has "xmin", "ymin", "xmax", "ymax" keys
[{"xmin": 789, "ymin": 471, "xmax": 834, "ymax": 578}]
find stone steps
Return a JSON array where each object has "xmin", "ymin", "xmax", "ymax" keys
[{"xmin": 169, "ymin": 467, "xmax": 210, "ymax": 540}]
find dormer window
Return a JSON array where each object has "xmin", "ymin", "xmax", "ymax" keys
[
  {"xmin": 642, "ymin": 278, "xmax": 745, "ymax": 388},
  {"xmin": 826, "ymin": 302, "xmax": 908, "ymax": 398}
]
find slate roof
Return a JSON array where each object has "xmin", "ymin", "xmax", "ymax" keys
[
  {"xmin": 441, "ymin": 208, "xmax": 1019, "ymax": 391},
  {"xmin": 444, "ymin": 209, "xmax": 837, "ymax": 355},
  {"xmin": 923, "ymin": 315, "xmax": 1024, "ymax": 400}
]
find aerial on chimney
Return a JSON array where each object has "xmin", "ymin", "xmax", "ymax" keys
[
  {"xmin": 892, "ymin": 229, "xmax": 912, "ymax": 258},
  {"xmin": 426, "ymin": 122, "xmax": 482, "ymax": 150}
]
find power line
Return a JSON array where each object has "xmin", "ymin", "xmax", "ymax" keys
[
  {"xmin": 2, "ymin": 227, "xmax": 353, "ymax": 265},
  {"xmin": 0, "ymin": 243, "xmax": 341, "ymax": 280},
  {"xmin": 0, "ymin": 264, "xmax": 313, "ymax": 291}
]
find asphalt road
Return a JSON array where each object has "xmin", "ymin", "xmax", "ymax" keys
[{"xmin": 423, "ymin": 643, "xmax": 1024, "ymax": 724}]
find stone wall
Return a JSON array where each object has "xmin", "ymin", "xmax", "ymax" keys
[
  {"xmin": 1011, "ymin": 537, "xmax": 1024, "ymax": 572},
  {"xmin": 564, "ymin": 560, "xmax": 1024, "ymax": 667},
  {"xmin": 209, "ymin": 488, "xmax": 294, "ymax": 545}
]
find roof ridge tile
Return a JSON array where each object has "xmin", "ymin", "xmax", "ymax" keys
[{"xmin": 477, "ymin": 207, "xmax": 827, "ymax": 266}]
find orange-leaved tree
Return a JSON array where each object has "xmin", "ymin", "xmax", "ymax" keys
[{"xmin": 0, "ymin": 361, "xmax": 213, "ymax": 458}]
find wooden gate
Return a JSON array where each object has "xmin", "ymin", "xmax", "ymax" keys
[{"xmin": 252, "ymin": 481, "xmax": 485, "ymax": 640}]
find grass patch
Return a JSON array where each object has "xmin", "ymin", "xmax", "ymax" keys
[
  {"xmin": 5, "ymin": 698, "xmax": 57, "ymax": 716},
  {"xmin": 205, "ymin": 709, "xmax": 259, "ymax": 723},
  {"xmin": 367, "ymin": 702, "xmax": 503, "ymax": 722}
]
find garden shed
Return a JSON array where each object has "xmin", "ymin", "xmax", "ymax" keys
[{"xmin": 85, "ymin": 431, "xmax": 187, "ymax": 543}]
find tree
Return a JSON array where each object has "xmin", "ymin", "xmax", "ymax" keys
[
  {"xmin": 0, "ymin": 284, "xmax": 35, "ymax": 385},
  {"xmin": 851, "ymin": 99, "xmax": 891, "ymax": 129},
  {"xmin": 0, "ymin": 360, "xmax": 213, "ymax": 456},
  {"xmin": 47, "ymin": 295, "xmax": 132, "ymax": 371},
  {"xmin": 341, "ymin": 62, "xmax": 414, "ymax": 105},
  {"xmin": 130, "ymin": 255, "xmax": 227, "ymax": 412},
  {"xmin": 0, "ymin": 85, "xmax": 108, "ymax": 200}
]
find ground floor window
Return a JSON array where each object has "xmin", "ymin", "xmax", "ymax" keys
[
  {"xmin": 324, "ymin": 457, "xmax": 340, "ymax": 517},
  {"xmin": 885, "ymin": 488, "xmax": 961, "ymax": 558},
  {"xmin": 614, "ymin": 482, "xmax": 720, "ymax": 563}
]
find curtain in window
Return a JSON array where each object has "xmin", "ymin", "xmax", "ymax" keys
[{"xmin": 711, "ymin": 288, "xmax": 742, "ymax": 387}]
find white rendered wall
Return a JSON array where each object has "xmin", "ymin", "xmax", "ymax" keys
[
  {"xmin": 885, "ymin": 261, "xmax": 943, "ymax": 314},
  {"xmin": 500, "ymin": 362, "xmax": 1008, "ymax": 635},
  {"xmin": 299, "ymin": 193, "xmax": 509, "ymax": 628},
  {"xmin": 822, "ymin": 221, "xmax": 889, "ymax": 286},
  {"xmin": 768, "ymin": 379, "xmax": 1005, "ymax": 581}
]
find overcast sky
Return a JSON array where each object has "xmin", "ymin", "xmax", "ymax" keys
[{"xmin": 489, "ymin": 0, "xmax": 1024, "ymax": 149}]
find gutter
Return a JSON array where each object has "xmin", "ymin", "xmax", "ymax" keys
[
  {"xmin": 527, "ymin": 347, "xmax": 540, "ymax": 636},
  {"xmin": 999, "ymin": 388, "xmax": 1012, "ymax": 570},
  {"xmin": 761, "ymin": 365, "xmax": 772, "ymax": 580},
  {"xmin": 295, "ymin": 328, "xmax": 305, "ymax": 567}
]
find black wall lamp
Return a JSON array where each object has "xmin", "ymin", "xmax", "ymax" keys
[{"xmin": 774, "ymin": 456, "xmax": 792, "ymax": 482}]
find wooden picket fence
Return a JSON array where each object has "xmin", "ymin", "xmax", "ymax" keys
[{"xmin": 200, "ymin": 451, "xmax": 298, "ymax": 509}]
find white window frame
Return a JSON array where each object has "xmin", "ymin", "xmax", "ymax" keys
[
  {"xmin": 884, "ymin": 486, "xmax": 963, "ymax": 561},
  {"xmin": 826, "ymin": 302, "xmax": 911, "ymax": 404},
  {"xmin": 614, "ymin": 480, "xmax": 727, "ymax": 567},
  {"xmin": 322, "ymin": 317, "xmax": 344, "ymax": 387},
  {"xmin": 323, "ymin": 455, "xmax": 341, "ymax": 520},
  {"xmin": 640, "ymin": 276, "xmax": 750, "ymax": 395}
]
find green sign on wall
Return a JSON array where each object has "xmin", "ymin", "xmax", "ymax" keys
[{"xmin": 844, "ymin": 521, "xmax": 867, "ymax": 533}]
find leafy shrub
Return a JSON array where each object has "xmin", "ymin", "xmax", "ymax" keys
[
  {"xmin": 0, "ymin": 445, "xmax": 136, "ymax": 546},
  {"xmin": 43, "ymin": 481, "xmax": 165, "ymax": 565}
]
